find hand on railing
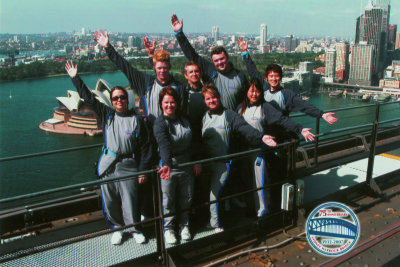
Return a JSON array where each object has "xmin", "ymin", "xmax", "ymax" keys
[
  {"xmin": 158, "ymin": 165, "xmax": 171, "ymax": 180},
  {"xmin": 193, "ymin": 164, "xmax": 202, "ymax": 176},
  {"xmin": 262, "ymin": 135, "xmax": 277, "ymax": 147},
  {"xmin": 322, "ymin": 112, "xmax": 338, "ymax": 124},
  {"xmin": 301, "ymin": 128, "xmax": 315, "ymax": 142},
  {"xmin": 138, "ymin": 174, "xmax": 147, "ymax": 184}
]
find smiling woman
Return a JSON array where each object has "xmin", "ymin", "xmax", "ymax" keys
[{"xmin": 65, "ymin": 61, "xmax": 152, "ymax": 245}]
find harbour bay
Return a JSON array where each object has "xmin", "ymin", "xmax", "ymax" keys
[{"xmin": 1, "ymin": 72, "xmax": 399, "ymax": 200}]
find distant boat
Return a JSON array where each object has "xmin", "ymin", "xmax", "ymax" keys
[
  {"xmin": 329, "ymin": 90, "xmax": 343, "ymax": 98},
  {"xmin": 9, "ymin": 89, "xmax": 12, "ymax": 99},
  {"xmin": 376, "ymin": 94, "xmax": 391, "ymax": 103}
]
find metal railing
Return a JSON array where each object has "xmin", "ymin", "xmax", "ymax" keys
[{"xmin": 1, "ymin": 100, "xmax": 400, "ymax": 265}]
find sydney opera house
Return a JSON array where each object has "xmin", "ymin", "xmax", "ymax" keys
[{"xmin": 39, "ymin": 79, "xmax": 134, "ymax": 136}]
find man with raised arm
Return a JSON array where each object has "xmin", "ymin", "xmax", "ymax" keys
[
  {"xmin": 93, "ymin": 30, "xmax": 186, "ymax": 125},
  {"xmin": 142, "ymin": 38, "xmax": 207, "ymax": 138},
  {"xmin": 171, "ymin": 14, "xmax": 248, "ymax": 111},
  {"xmin": 236, "ymin": 37, "xmax": 338, "ymax": 124}
]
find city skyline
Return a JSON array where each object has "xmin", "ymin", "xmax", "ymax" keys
[{"xmin": 1, "ymin": 0, "xmax": 399, "ymax": 38}]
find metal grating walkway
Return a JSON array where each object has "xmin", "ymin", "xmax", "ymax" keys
[{"xmin": 1, "ymin": 226, "xmax": 217, "ymax": 266}]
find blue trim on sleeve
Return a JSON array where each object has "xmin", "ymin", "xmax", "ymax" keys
[
  {"xmin": 241, "ymin": 51, "xmax": 249, "ymax": 60},
  {"xmin": 173, "ymin": 29, "xmax": 183, "ymax": 35}
]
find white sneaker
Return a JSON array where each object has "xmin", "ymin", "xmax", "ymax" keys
[
  {"xmin": 133, "ymin": 231, "xmax": 146, "ymax": 244},
  {"xmin": 111, "ymin": 231, "xmax": 123, "ymax": 245},
  {"xmin": 180, "ymin": 226, "xmax": 191, "ymax": 241},
  {"xmin": 215, "ymin": 227, "xmax": 224, "ymax": 233},
  {"xmin": 164, "ymin": 230, "xmax": 177, "ymax": 244}
]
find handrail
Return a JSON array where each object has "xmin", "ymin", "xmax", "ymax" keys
[
  {"xmin": 0, "ymin": 143, "xmax": 103, "ymax": 162},
  {"xmin": 1, "ymin": 101, "xmax": 398, "ymax": 162}
]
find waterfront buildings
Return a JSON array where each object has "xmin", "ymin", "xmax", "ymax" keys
[{"xmin": 349, "ymin": 42, "xmax": 375, "ymax": 86}]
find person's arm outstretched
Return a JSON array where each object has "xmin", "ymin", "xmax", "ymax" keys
[
  {"xmin": 236, "ymin": 37, "xmax": 264, "ymax": 82},
  {"xmin": 65, "ymin": 61, "xmax": 110, "ymax": 120},
  {"xmin": 93, "ymin": 30, "xmax": 150, "ymax": 99},
  {"xmin": 283, "ymin": 89, "xmax": 338, "ymax": 124},
  {"xmin": 171, "ymin": 14, "xmax": 216, "ymax": 77}
]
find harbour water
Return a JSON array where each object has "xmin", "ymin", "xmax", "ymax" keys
[{"xmin": 1, "ymin": 73, "xmax": 399, "ymax": 200}]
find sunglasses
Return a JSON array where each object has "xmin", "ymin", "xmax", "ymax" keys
[{"xmin": 111, "ymin": 95, "xmax": 127, "ymax": 101}]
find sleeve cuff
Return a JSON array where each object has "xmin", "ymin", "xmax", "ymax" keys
[
  {"xmin": 173, "ymin": 29, "xmax": 183, "ymax": 36},
  {"xmin": 241, "ymin": 51, "xmax": 249, "ymax": 60}
]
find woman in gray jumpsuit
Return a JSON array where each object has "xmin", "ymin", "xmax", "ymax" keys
[
  {"xmin": 65, "ymin": 61, "xmax": 152, "ymax": 246},
  {"xmin": 153, "ymin": 87, "xmax": 200, "ymax": 244},
  {"xmin": 201, "ymin": 83, "xmax": 277, "ymax": 233},
  {"xmin": 238, "ymin": 78, "xmax": 315, "ymax": 217}
]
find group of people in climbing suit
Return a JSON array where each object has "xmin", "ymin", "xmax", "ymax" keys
[{"xmin": 65, "ymin": 14, "xmax": 338, "ymax": 246}]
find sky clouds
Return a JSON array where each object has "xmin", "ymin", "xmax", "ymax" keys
[{"xmin": 1, "ymin": 0, "xmax": 399, "ymax": 39}]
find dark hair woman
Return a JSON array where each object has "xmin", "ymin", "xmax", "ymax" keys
[
  {"xmin": 65, "ymin": 61, "xmax": 152, "ymax": 246},
  {"xmin": 153, "ymin": 87, "xmax": 200, "ymax": 245}
]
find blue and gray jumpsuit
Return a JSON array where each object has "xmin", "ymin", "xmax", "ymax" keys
[
  {"xmin": 175, "ymin": 30, "xmax": 247, "ymax": 110},
  {"xmin": 71, "ymin": 76, "xmax": 152, "ymax": 232},
  {"xmin": 238, "ymin": 102, "xmax": 302, "ymax": 216},
  {"xmin": 241, "ymin": 52, "xmax": 324, "ymax": 121},
  {"xmin": 153, "ymin": 115, "xmax": 194, "ymax": 231},
  {"xmin": 202, "ymin": 107, "xmax": 264, "ymax": 228}
]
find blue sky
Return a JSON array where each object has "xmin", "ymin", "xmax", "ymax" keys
[{"xmin": 1, "ymin": 0, "xmax": 399, "ymax": 38}]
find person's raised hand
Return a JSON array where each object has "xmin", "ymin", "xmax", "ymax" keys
[
  {"xmin": 171, "ymin": 14, "xmax": 183, "ymax": 32},
  {"xmin": 65, "ymin": 61, "xmax": 77, "ymax": 78},
  {"xmin": 143, "ymin": 37, "xmax": 156, "ymax": 57},
  {"xmin": 93, "ymin": 29, "xmax": 109, "ymax": 48},
  {"xmin": 236, "ymin": 37, "xmax": 248, "ymax": 53}
]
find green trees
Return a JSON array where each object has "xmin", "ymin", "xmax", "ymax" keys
[{"xmin": 0, "ymin": 52, "xmax": 323, "ymax": 82}]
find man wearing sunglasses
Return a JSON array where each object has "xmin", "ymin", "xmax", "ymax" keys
[{"xmin": 65, "ymin": 61, "xmax": 152, "ymax": 246}]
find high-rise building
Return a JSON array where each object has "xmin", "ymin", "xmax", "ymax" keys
[
  {"xmin": 299, "ymin": 62, "xmax": 313, "ymax": 73},
  {"xmin": 388, "ymin": 25, "xmax": 397, "ymax": 51},
  {"xmin": 260, "ymin": 24, "xmax": 267, "ymax": 52},
  {"xmin": 349, "ymin": 42, "xmax": 375, "ymax": 86},
  {"xmin": 335, "ymin": 42, "xmax": 350, "ymax": 80},
  {"xmin": 355, "ymin": 0, "xmax": 391, "ymax": 75},
  {"xmin": 396, "ymin": 32, "xmax": 400, "ymax": 50},
  {"xmin": 128, "ymin": 36, "xmax": 134, "ymax": 48},
  {"xmin": 283, "ymin": 35, "xmax": 299, "ymax": 52},
  {"xmin": 81, "ymin": 27, "xmax": 86, "ymax": 35},
  {"xmin": 212, "ymin": 26, "xmax": 219, "ymax": 42},
  {"xmin": 325, "ymin": 48, "xmax": 336, "ymax": 82}
]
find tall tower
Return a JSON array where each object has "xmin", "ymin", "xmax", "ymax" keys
[
  {"xmin": 260, "ymin": 24, "xmax": 267, "ymax": 52},
  {"xmin": 335, "ymin": 42, "xmax": 350, "ymax": 81},
  {"xmin": 349, "ymin": 42, "xmax": 375, "ymax": 86},
  {"xmin": 212, "ymin": 26, "xmax": 219, "ymax": 42},
  {"xmin": 325, "ymin": 48, "xmax": 336, "ymax": 82},
  {"xmin": 355, "ymin": 0, "xmax": 391, "ymax": 75},
  {"xmin": 128, "ymin": 36, "xmax": 134, "ymax": 48}
]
